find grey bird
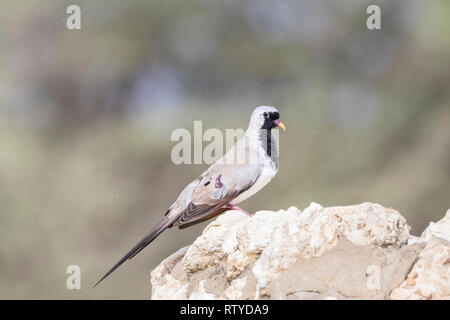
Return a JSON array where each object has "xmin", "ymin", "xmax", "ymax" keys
[{"xmin": 94, "ymin": 106, "xmax": 286, "ymax": 287}]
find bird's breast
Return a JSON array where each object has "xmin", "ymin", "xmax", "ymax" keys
[{"xmin": 230, "ymin": 164, "xmax": 277, "ymax": 205}]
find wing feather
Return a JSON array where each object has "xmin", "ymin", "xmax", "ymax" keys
[{"xmin": 172, "ymin": 166, "xmax": 256, "ymax": 228}]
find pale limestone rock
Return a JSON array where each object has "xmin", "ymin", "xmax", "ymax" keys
[
  {"xmin": 391, "ymin": 237, "xmax": 450, "ymax": 300},
  {"xmin": 407, "ymin": 208, "xmax": 450, "ymax": 245},
  {"xmin": 322, "ymin": 202, "xmax": 410, "ymax": 247},
  {"xmin": 421, "ymin": 209, "xmax": 450, "ymax": 242},
  {"xmin": 150, "ymin": 246, "xmax": 189, "ymax": 299},
  {"xmin": 188, "ymin": 280, "xmax": 217, "ymax": 300},
  {"xmin": 182, "ymin": 211, "xmax": 248, "ymax": 276},
  {"xmin": 151, "ymin": 274, "xmax": 188, "ymax": 300},
  {"xmin": 228, "ymin": 202, "xmax": 409, "ymax": 295},
  {"xmin": 223, "ymin": 277, "xmax": 248, "ymax": 300},
  {"xmin": 407, "ymin": 235, "xmax": 427, "ymax": 245},
  {"xmin": 151, "ymin": 202, "xmax": 421, "ymax": 299}
]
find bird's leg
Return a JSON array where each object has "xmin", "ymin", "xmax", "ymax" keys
[{"xmin": 223, "ymin": 204, "xmax": 253, "ymax": 217}]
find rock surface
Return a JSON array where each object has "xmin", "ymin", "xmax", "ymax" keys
[
  {"xmin": 391, "ymin": 209, "xmax": 450, "ymax": 300},
  {"xmin": 151, "ymin": 203, "xmax": 450, "ymax": 300}
]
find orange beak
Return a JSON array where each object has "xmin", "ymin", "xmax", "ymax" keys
[{"xmin": 274, "ymin": 120, "xmax": 286, "ymax": 131}]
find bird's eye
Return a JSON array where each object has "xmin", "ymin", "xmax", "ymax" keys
[{"xmin": 263, "ymin": 112, "xmax": 268, "ymax": 118}]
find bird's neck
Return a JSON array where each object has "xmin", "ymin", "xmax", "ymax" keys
[
  {"xmin": 262, "ymin": 128, "xmax": 273, "ymax": 157},
  {"xmin": 245, "ymin": 127, "xmax": 278, "ymax": 162}
]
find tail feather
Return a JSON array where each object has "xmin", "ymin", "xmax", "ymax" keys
[{"xmin": 93, "ymin": 216, "xmax": 174, "ymax": 288}]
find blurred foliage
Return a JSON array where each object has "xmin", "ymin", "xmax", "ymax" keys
[{"xmin": 0, "ymin": 0, "xmax": 449, "ymax": 299}]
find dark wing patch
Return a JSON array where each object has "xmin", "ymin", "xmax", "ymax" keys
[
  {"xmin": 177, "ymin": 208, "xmax": 227, "ymax": 229},
  {"xmin": 215, "ymin": 175, "xmax": 223, "ymax": 188},
  {"xmin": 172, "ymin": 188, "xmax": 250, "ymax": 229},
  {"xmin": 176, "ymin": 191, "xmax": 237, "ymax": 226}
]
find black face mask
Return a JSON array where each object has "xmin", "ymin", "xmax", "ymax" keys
[{"xmin": 260, "ymin": 112, "xmax": 280, "ymax": 130}]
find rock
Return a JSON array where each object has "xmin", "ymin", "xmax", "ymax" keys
[
  {"xmin": 150, "ymin": 246, "xmax": 190, "ymax": 300},
  {"xmin": 392, "ymin": 209, "xmax": 450, "ymax": 300},
  {"xmin": 150, "ymin": 203, "xmax": 449, "ymax": 300},
  {"xmin": 265, "ymin": 238, "xmax": 422, "ymax": 299},
  {"xmin": 391, "ymin": 237, "xmax": 450, "ymax": 300},
  {"xmin": 421, "ymin": 209, "xmax": 450, "ymax": 242}
]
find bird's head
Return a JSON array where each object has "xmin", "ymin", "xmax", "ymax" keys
[{"xmin": 248, "ymin": 106, "xmax": 286, "ymax": 131}]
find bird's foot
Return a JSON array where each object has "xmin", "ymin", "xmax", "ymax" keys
[{"xmin": 224, "ymin": 204, "xmax": 253, "ymax": 217}]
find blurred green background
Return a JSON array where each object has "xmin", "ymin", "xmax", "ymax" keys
[{"xmin": 0, "ymin": 0, "xmax": 449, "ymax": 299}]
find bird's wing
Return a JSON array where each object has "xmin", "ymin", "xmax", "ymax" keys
[
  {"xmin": 171, "ymin": 162, "xmax": 262, "ymax": 228},
  {"xmin": 94, "ymin": 148, "xmax": 263, "ymax": 286}
]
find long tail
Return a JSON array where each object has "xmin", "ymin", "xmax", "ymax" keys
[{"xmin": 93, "ymin": 215, "xmax": 174, "ymax": 288}]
